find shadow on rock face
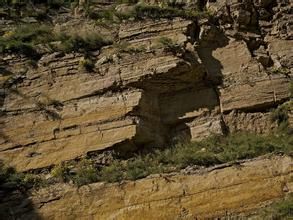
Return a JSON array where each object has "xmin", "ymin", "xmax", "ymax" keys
[
  {"xmin": 197, "ymin": 26, "xmax": 230, "ymax": 85},
  {"xmin": 105, "ymin": 27, "xmax": 230, "ymax": 156},
  {"xmin": 0, "ymin": 161, "xmax": 41, "ymax": 220}
]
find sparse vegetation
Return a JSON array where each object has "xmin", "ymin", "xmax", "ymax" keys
[
  {"xmin": 99, "ymin": 160, "xmax": 125, "ymax": 183},
  {"xmin": 158, "ymin": 37, "xmax": 183, "ymax": 54},
  {"xmin": 258, "ymin": 194, "xmax": 293, "ymax": 219},
  {"xmin": 72, "ymin": 159, "xmax": 98, "ymax": 186},
  {"xmin": 55, "ymin": 32, "xmax": 112, "ymax": 53},
  {"xmin": 50, "ymin": 163, "xmax": 70, "ymax": 182},
  {"xmin": 94, "ymin": 8, "xmax": 117, "ymax": 21},
  {"xmin": 116, "ymin": 42, "xmax": 146, "ymax": 53},
  {"xmin": 0, "ymin": 24, "xmax": 112, "ymax": 58},
  {"xmin": 271, "ymin": 105, "xmax": 289, "ymax": 125},
  {"xmin": 0, "ymin": 161, "xmax": 45, "ymax": 189},
  {"xmin": 51, "ymin": 159, "xmax": 98, "ymax": 186},
  {"xmin": 270, "ymin": 101, "xmax": 292, "ymax": 131},
  {"xmin": 79, "ymin": 58, "xmax": 95, "ymax": 71},
  {"xmin": 49, "ymin": 132, "xmax": 292, "ymax": 185},
  {"xmin": 1, "ymin": 130, "xmax": 291, "ymax": 188},
  {"xmin": 0, "ymin": 0, "xmax": 79, "ymax": 22},
  {"xmin": 0, "ymin": 24, "xmax": 53, "ymax": 58},
  {"xmin": 94, "ymin": 4, "xmax": 209, "ymax": 23},
  {"xmin": 133, "ymin": 4, "xmax": 209, "ymax": 20},
  {"xmin": 271, "ymin": 67, "xmax": 290, "ymax": 76},
  {"xmin": 109, "ymin": 132, "xmax": 292, "ymax": 181}
]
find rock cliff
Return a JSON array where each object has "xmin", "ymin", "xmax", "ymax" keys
[
  {"xmin": 0, "ymin": 0, "xmax": 292, "ymax": 218},
  {"xmin": 0, "ymin": 0, "xmax": 291, "ymax": 172}
]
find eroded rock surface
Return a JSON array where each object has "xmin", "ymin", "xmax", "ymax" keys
[
  {"xmin": 3, "ymin": 155, "xmax": 292, "ymax": 219},
  {"xmin": 0, "ymin": 0, "xmax": 292, "ymax": 172}
]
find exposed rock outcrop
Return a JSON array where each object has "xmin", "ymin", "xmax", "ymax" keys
[
  {"xmin": 0, "ymin": 0, "xmax": 292, "ymax": 173},
  {"xmin": 2, "ymin": 155, "xmax": 292, "ymax": 219}
]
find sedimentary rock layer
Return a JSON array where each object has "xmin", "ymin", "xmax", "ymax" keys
[
  {"xmin": 10, "ymin": 155, "xmax": 292, "ymax": 219},
  {"xmin": 0, "ymin": 0, "xmax": 292, "ymax": 172}
]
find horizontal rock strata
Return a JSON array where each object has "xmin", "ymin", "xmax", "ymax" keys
[
  {"xmin": 0, "ymin": 0, "xmax": 292, "ymax": 172},
  {"xmin": 8, "ymin": 155, "xmax": 292, "ymax": 219}
]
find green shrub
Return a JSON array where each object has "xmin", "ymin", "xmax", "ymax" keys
[
  {"xmin": 99, "ymin": 160, "xmax": 125, "ymax": 183},
  {"xmin": 0, "ymin": 161, "xmax": 18, "ymax": 185},
  {"xmin": 51, "ymin": 163, "xmax": 70, "ymax": 182},
  {"xmin": 125, "ymin": 156, "xmax": 150, "ymax": 180},
  {"xmin": 158, "ymin": 37, "xmax": 174, "ymax": 46},
  {"xmin": 72, "ymin": 159, "xmax": 98, "ymax": 186},
  {"xmin": 0, "ymin": 161, "xmax": 45, "ymax": 189},
  {"xmin": 0, "ymin": 39, "xmax": 36, "ymax": 57},
  {"xmin": 51, "ymin": 159, "xmax": 98, "ymax": 186},
  {"xmin": 116, "ymin": 42, "xmax": 146, "ymax": 53},
  {"xmin": 97, "ymin": 132, "xmax": 292, "ymax": 183},
  {"xmin": 270, "ymin": 103, "xmax": 290, "ymax": 126},
  {"xmin": 133, "ymin": 4, "xmax": 208, "ymax": 20},
  {"xmin": 158, "ymin": 37, "xmax": 182, "ymax": 54},
  {"xmin": 21, "ymin": 173, "xmax": 47, "ymax": 188},
  {"xmin": 213, "ymin": 133, "xmax": 275, "ymax": 162},
  {"xmin": 28, "ymin": 132, "xmax": 293, "ymax": 186},
  {"xmin": 14, "ymin": 24, "xmax": 53, "ymax": 43},
  {"xmin": 271, "ymin": 67, "xmax": 290, "ymax": 76},
  {"xmin": 79, "ymin": 58, "xmax": 95, "ymax": 71},
  {"xmin": 0, "ymin": 24, "xmax": 53, "ymax": 58},
  {"xmin": 259, "ymin": 194, "xmax": 293, "ymax": 219},
  {"xmin": 0, "ymin": 24, "xmax": 112, "ymax": 57},
  {"xmin": 56, "ymin": 32, "xmax": 112, "ymax": 53},
  {"xmin": 94, "ymin": 4, "xmax": 208, "ymax": 23},
  {"xmin": 93, "ymin": 7, "xmax": 135, "ymax": 22}
]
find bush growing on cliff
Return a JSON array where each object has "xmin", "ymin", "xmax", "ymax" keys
[
  {"xmin": 133, "ymin": 4, "xmax": 208, "ymax": 20},
  {"xmin": 125, "ymin": 155, "xmax": 154, "ymax": 180},
  {"xmin": 158, "ymin": 37, "xmax": 183, "ymax": 54},
  {"xmin": 0, "ymin": 23, "xmax": 113, "ymax": 58},
  {"xmin": 97, "ymin": 132, "xmax": 293, "ymax": 183},
  {"xmin": 0, "ymin": 24, "xmax": 53, "ymax": 58},
  {"xmin": 79, "ymin": 58, "xmax": 95, "ymax": 71},
  {"xmin": 56, "ymin": 32, "xmax": 112, "ymax": 53},
  {"xmin": 51, "ymin": 159, "xmax": 98, "ymax": 186},
  {"xmin": 51, "ymin": 163, "xmax": 70, "ymax": 182},
  {"xmin": 94, "ymin": 4, "xmax": 209, "ymax": 23},
  {"xmin": 48, "ymin": 132, "xmax": 293, "ymax": 186},
  {"xmin": 270, "ymin": 101, "xmax": 292, "ymax": 132},
  {"xmin": 271, "ymin": 106, "xmax": 288, "ymax": 125},
  {"xmin": 116, "ymin": 41, "xmax": 146, "ymax": 54},
  {"xmin": 99, "ymin": 160, "xmax": 125, "ymax": 183},
  {"xmin": 271, "ymin": 67, "xmax": 290, "ymax": 76},
  {"xmin": 0, "ymin": 161, "xmax": 45, "ymax": 189},
  {"xmin": 72, "ymin": 159, "xmax": 98, "ymax": 186},
  {"xmin": 258, "ymin": 194, "xmax": 293, "ymax": 219}
]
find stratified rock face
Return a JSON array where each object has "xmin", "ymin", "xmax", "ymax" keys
[
  {"xmin": 0, "ymin": 0, "xmax": 292, "ymax": 172},
  {"xmin": 8, "ymin": 155, "xmax": 292, "ymax": 219}
]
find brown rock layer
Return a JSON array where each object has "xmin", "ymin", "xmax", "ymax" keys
[{"xmin": 8, "ymin": 155, "xmax": 292, "ymax": 219}]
